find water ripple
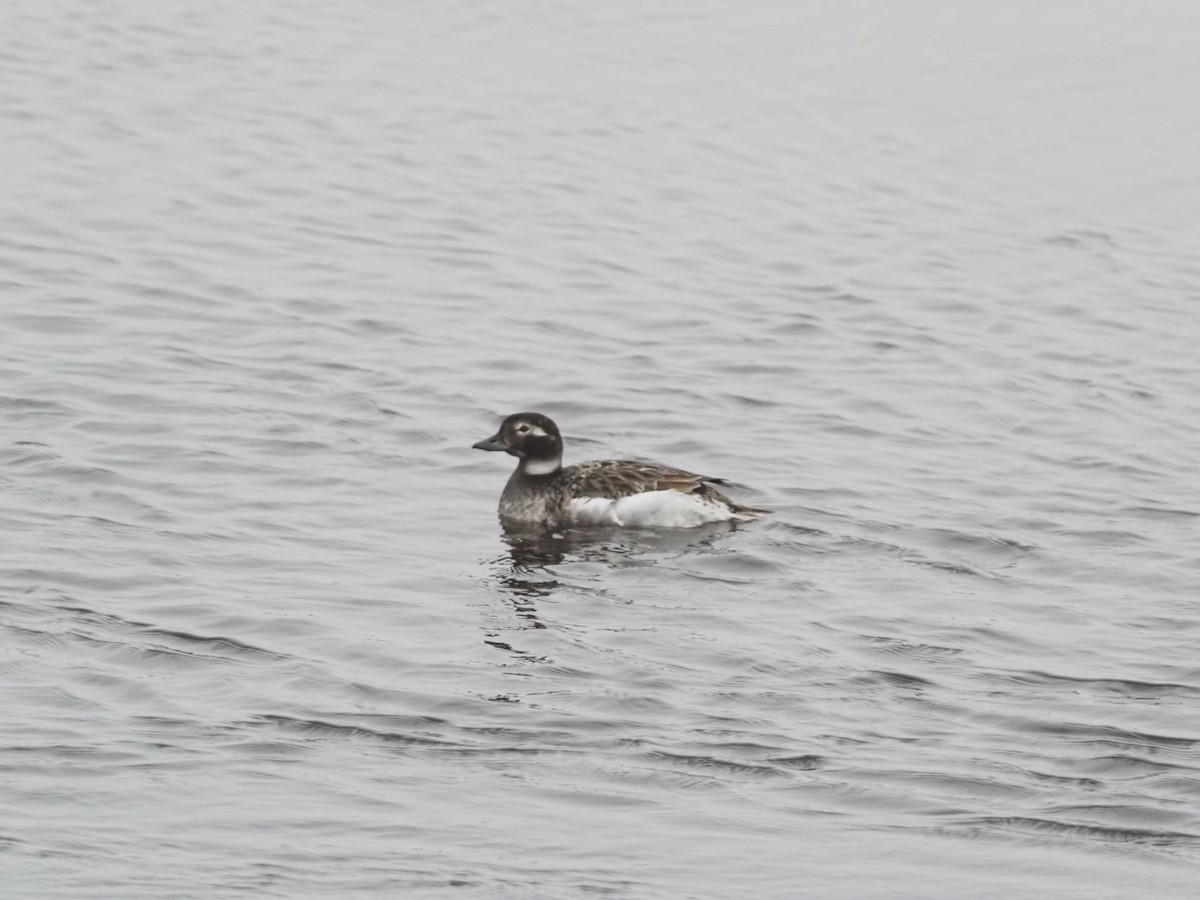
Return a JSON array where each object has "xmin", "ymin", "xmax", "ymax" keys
[{"xmin": 4, "ymin": 0, "xmax": 1200, "ymax": 897}]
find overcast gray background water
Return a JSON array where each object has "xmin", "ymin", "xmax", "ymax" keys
[{"xmin": 3, "ymin": 1, "xmax": 1200, "ymax": 897}]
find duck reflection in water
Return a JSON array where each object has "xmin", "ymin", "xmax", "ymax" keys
[{"xmin": 487, "ymin": 520, "xmax": 746, "ymax": 632}]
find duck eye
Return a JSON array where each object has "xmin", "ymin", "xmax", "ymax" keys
[{"xmin": 516, "ymin": 424, "xmax": 530, "ymax": 434}]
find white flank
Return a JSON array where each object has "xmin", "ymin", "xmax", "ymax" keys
[{"xmin": 569, "ymin": 491, "xmax": 738, "ymax": 528}]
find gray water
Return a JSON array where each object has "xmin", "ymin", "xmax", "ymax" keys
[{"xmin": 3, "ymin": 1, "xmax": 1200, "ymax": 897}]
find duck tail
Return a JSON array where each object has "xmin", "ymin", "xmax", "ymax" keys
[{"xmin": 730, "ymin": 502, "xmax": 771, "ymax": 521}]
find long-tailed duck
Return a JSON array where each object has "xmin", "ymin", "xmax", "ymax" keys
[{"xmin": 473, "ymin": 412, "xmax": 769, "ymax": 528}]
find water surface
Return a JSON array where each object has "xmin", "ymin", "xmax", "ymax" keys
[{"xmin": 3, "ymin": 1, "xmax": 1199, "ymax": 897}]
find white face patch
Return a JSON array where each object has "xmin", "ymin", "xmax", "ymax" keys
[{"xmin": 516, "ymin": 423, "xmax": 547, "ymax": 438}]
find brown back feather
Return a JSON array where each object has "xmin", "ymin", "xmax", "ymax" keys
[
  {"xmin": 563, "ymin": 459, "xmax": 720, "ymax": 499},
  {"xmin": 560, "ymin": 459, "xmax": 770, "ymax": 518}
]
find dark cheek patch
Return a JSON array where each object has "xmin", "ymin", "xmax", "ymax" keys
[{"xmin": 525, "ymin": 434, "xmax": 559, "ymax": 457}]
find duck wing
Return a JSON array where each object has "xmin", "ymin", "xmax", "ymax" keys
[{"xmin": 562, "ymin": 459, "xmax": 727, "ymax": 500}]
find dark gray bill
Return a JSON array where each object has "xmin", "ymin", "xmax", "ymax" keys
[{"xmin": 472, "ymin": 432, "xmax": 509, "ymax": 452}]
